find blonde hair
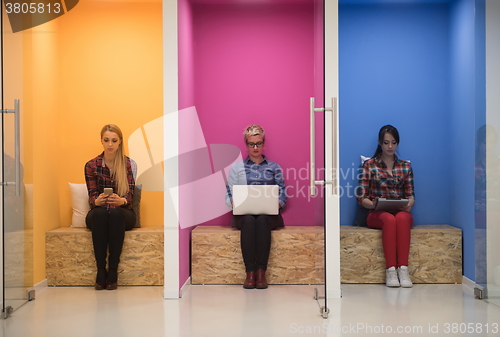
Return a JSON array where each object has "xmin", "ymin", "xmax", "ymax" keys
[
  {"xmin": 243, "ymin": 124, "xmax": 265, "ymax": 143},
  {"xmin": 100, "ymin": 124, "xmax": 129, "ymax": 196}
]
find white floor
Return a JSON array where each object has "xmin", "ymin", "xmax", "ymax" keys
[{"xmin": 1, "ymin": 284, "xmax": 500, "ymax": 337}]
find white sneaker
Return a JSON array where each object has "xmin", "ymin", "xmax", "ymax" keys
[
  {"xmin": 397, "ymin": 266, "xmax": 413, "ymax": 288},
  {"xmin": 386, "ymin": 267, "xmax": 400, "ymax": 287}
]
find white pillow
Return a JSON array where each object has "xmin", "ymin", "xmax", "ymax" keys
[
  {"xmin": 69, "ymin": 183, "xmax": 90, "ymax": 228},
  {"xmin": 360, "ymin": 155, "xmax": 370, "ymax": 165}
]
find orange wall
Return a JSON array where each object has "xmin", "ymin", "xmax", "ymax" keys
[
  {"xmin": 23, "ymin": 0, "xmax": 163, "ymax": 284},
  {"xmin": 56, "ymin": 0, "xmax": 164, "ymax": 231},
  {"xmin": 29, "ymin": 18, "xmax": 61, "ymax": 285}
]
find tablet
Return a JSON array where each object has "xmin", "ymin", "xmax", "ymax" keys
[
  {"xmin": 375, "ymin": 198, "xmax": 409, "ymax": 212},
  {"xmin": 232, "ymin": 185, "xmax": 279, "ymax": 215}
]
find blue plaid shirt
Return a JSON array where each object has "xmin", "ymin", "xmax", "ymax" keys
[{"xmin": 225, "ymin": 155, "xmax": 287, "ymax": 209}]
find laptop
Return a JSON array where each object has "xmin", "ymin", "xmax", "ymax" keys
[
  {"xmin": 375, "ymin": 198, "xmax": 409, "ymax": 212},
  {"xmin": 232, "ymin": 185, "xmax": 279, "ymax": 215}
]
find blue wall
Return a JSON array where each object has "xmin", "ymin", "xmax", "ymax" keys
[
  {"xmin": 339, "ymin": 0, "xmax": 484, "ymax": 281},
  {"xmin": 339, "ymin": 3, "xmax": 451, "ymax": 226}
]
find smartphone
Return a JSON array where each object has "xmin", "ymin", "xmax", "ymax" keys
[{"xmin": 103, "ymin": 188, "xmax": 113, "ymax": 195}]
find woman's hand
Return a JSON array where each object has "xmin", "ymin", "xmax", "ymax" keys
[
  {"xmin": 95, "ymin": 193, "xmax": 125, "ymax": 207},
  {"xmin": 400, "ymin": 198, "xmax": 414, "ymax": 212},
  {"xmin": 361, "ymin": 197, "xmax": 378, "ymax": 210},
  {"xmin": 106, "ymin": 193, "xmax": 126, "ymax": 207},
  {"xmin": 400, "ymin": 205, "xmax": 412, "ymax": 212},
  {"xmin": 95, "ymin": 193, "xmax": 109, "ymax": 207}
]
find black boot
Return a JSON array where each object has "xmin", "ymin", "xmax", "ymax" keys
[
  {"xmin": 95, "ymin": 268, "xmax": 107, "ymax": 290},
  {"xmin": 106, "ymin": 268, "xmax": 118, "ymax": 290}
]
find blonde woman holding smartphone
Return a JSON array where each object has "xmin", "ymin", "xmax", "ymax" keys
[{"xmin": 85, "ymin": 124, "xmax": 137, "ymax": 290}]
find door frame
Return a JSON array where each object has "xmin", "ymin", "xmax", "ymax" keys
[
  {"xmin": 0, "ymin": 4, "xmax": 4, "ymax": 310},
  {"xmin": 324, "ymin": 0, "xmax": 341, "ymax": 300}
]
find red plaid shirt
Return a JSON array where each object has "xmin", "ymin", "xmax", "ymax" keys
[
  {"xmin": 85, "ymin": 152, "xmax": 137, "ymax": 210},
  {"xmin": 357, "ymin": 155, "xmax": 415, "ymax": 204}
]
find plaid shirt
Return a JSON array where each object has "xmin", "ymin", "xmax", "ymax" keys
[
  {"xmin": 85, "ymin": 152, "xmax": 137, "ymax": 210},
  {"xmin": 356, "ymin": 155, "xmax": 415, "ymax": 204}
]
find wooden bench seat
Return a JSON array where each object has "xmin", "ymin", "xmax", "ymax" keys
[
  {"xmin": 45, "ymin": 227, "xmax": 163, "ymax": 286},
  {"xmin": 341, "ymin": 225, "xmax": 462, "ymax": 283},
  {"xmin": 191, "ymin": 224, "xmax": 462, "ymax": 285},
  {"xmin": 191, "ymin": 226, "xmax": 324, "ymax": 285},
  {"xmin": 47, "ymin": 224, "xmax": 462, "ymax": 286}
]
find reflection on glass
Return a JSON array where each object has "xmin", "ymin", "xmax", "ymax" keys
[
  {"xmin": 484, "ymin": 126, "xmax": 500, "ymax": 301},
  {"xmin": 3, "ymin": 152, "xmax": 32, "ymax": 311},
  {"xmin": 475, "ymin": 125, "xmax": 488, "ymax": 287}
]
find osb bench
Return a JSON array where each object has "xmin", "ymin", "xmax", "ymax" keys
[
  {"xmin": 191, "ymin": 226, "xmax": 325, "ymax": 285},
  {"xmin": 45, "ymin": 227, "xmax": 163, "ymax": 286},
  {"xmin": 341, "ymin": 225, "xmax": 462, "ymax": 284},
  {"xmin": 191, "ymin": 225, "xmax": 462, "ymax": 285}
]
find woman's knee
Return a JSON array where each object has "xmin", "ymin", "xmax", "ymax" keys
[
  {"xmin": 108, "ymin": 208, "xmax": 125, "ymax": 221},
  {"xmin": 395, "ymin": 211, "xmax": 414, "ymax": 227},
  {"xmin": 86, "ymin": 207, "xmax": 108, "ymax": 230},
  {"xmin": 237, "ymin": 215, "xmax": 257, "ymax": 230},
  {"xmin": 367, "ymin": 211, "xmax": 396, "ymax": 228},
  {"xmin": 242, "ymin": 215, "xmax": 257, "ymax": 224},
  {"xmin": 255, "ymin": 215, "xmax": 273, "ymax": 227},
  {"xmin": 107, "ymin": 208, "xmax": 128, "ymax": 230},
  {"xmin": 90, "ymin": 207, "xmax": 108, "ymax": 218}
]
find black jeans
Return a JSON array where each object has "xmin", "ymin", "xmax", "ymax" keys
[
  {"xmin": 233, "ymin": 214, "xmax": 283, "ymax": 272},
  {"xmin": 86, "ymin": 207, "xmax": 136, "ymax": 269}
]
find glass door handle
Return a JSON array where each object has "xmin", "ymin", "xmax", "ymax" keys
[
  {"xmin": 332, "ymin": 97, "xmax": 338, "ymax": 196},
  {"xmin": 2, "ymin": 99, "xmax": 21, "ymax": 196},
  {"xmin": 309, "ymin": 97, "xmax": 337, "ymax": 196}
]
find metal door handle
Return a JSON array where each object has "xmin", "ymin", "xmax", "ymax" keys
[
  {"xmin": 332, "ymin": 97, "xmax": 337, "ymax": 196},
  {"xmin": 310, "ymin": 97, "xmax": 316, "ymax": 196},
  {"xmin": 2, "ymin": 99, "xmax": 21, "ymax": 196},
  {"xmin": 309, "ymin": 97, "xmax": 337, "ymax": 196}
]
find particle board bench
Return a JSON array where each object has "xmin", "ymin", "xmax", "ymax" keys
[
  {"xmin": 340, "ymin": 225, "xmax": 462, "ymax": 284},
  {"xmin": 191, "ymin": 226, "xmax": 325, "ymax": 285},
  {"xmin": 191, "ymin": 224, "xmax": 462, "ymax": 285},
  {"xmin": 45, "ymin": 227, "xmax": 164, "ymax": 286}
]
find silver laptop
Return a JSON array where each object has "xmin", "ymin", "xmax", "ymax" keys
[
  {"xmin": 232, "ymin": 185, "xmax": 279, "ymax": 215},
  {"xmin": 375, "ymin": 198, "xmax": 409, "ymax": 212}
]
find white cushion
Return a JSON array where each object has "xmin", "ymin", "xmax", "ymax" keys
[
  {"xmin": 69, "ymin": 183, "xmax": 90, "ymax": 228},
  {"xmin": 360, "ymin": 155, "xmax": 370, "ymax": 165}
]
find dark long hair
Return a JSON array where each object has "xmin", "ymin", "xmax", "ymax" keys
[{"xmin": 372, "ymin": 125, "xmax": 400, "ymax": 158}]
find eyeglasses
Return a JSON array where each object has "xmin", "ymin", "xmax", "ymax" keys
[{"xmin": 246, "ymin": 141, "xmax": 264, "ymax": 148}]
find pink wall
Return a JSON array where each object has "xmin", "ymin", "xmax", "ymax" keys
[
  {"xmin": 178, "ymin": 0, "xmax": 195, "ymax": 288},
  {"xmin": 190, "ymin": 1, "xmax": 321, "ymax": 227},
  {"xmin": 314, "ymin": 0, "xmax": 325, "ymax": 226},
  {"xmin": 178, "ymin": 0, "xmax": 325, "ymax": 291}
]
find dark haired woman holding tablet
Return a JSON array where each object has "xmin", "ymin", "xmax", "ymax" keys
[{"xmin": 357, "ymin": 125, "xmax": 415, "ymax": 288}]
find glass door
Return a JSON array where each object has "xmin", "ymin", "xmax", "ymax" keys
[
  {"xmin": 480, "ymin": 0, "xmax": 500, "ymax": 308},
  {"xmin": 1, "ymin": 5, "xmax": 34, "ymax": 318},
  {"xmin": 311, "ymin": 0, "xmax": 340, "ymax": 317}
]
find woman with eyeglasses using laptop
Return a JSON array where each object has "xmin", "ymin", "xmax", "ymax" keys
[
  {"xmin": 225, "ymin": 124, "xmax": 287, "ymax": 289},
  {"xmin": 356, "ymin": 125, "xmax": 415, "ymax": 288}
]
